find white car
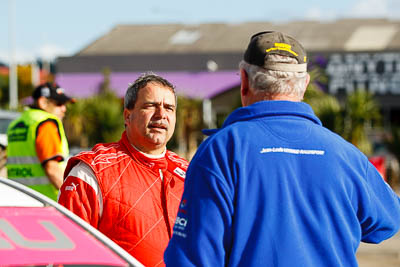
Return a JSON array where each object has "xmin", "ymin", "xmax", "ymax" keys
[
  {"xmin": 0, "ymin": 177, "xmax": 144, "ymax": 267},
  {"xmin": 0, "ymin": 109, "xmax": 20, "ymax": 148}
]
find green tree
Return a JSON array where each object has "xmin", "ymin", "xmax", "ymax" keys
[
  {"xmin": 385, "ymin": 126, "xmax": 400, "ymax": 164},
  {"xmin": 304, "ymin": 62, "xmax": 343, "ymax": 133},
  {"xmin": 64, "ymin": 90, "xmax": 124, "ymax": 148},
  {"xmin": 0, "ymin": 74, "xmax": 8, "ymax": 106},
  {"xmin": 304, "ymin": 64, "xmax": 381, "ymax": 156},
  {"xmin": 64, "ymin": 69, "xmax": 124, "ymax": 148},
  {"xmin": 0, "ymin": 73, "xmax": 34, "ymax": 109},
  {"xmin": 304, "ymin": 92, "xmax": 342, "ymax": 134},
  {"xmin": 343, "ymin": 90, "xmax": 381, "ymax": 156},
  {"xmin": 169, "ymin": 96, "xmax": 203, "ymax": 159},
  {"xmin": 384, "ymin": 126, "xmax": 400, "ymax": 188}
]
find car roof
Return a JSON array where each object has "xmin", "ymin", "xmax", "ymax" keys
[
  {"xmin": 0, "ymin": 180, "xmax": 43, "ymax": 207},
  {"xmin": 0, "ymin": 109, "xmax": 20, "ymax": 120},
  {"xmin": 0, "ymin": 109, "xmax": 20, "ymax": 147},
  {"xmin": 0, "ymin": 177, "xmax": 144, "ymax": 267}
]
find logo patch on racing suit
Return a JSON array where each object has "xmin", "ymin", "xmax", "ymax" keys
[
  {"xmin": 65, "ymin": 182, "xmax": 79, "ymax": 191},
  {"xmin": 174, "ymin": 167, "xmax": 186, "ymax": 178}
]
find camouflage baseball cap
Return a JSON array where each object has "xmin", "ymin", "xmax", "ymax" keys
[{"xmin": 244, "ymin": 31, "xmax": 307, "ymax": 72}]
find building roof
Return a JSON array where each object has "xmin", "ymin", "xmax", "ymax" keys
[
  {"xmin": 57, "ymin": 18, "xmax": 400, "ymax": 73},
  {"xmin": 76, "ymin": 18, "xmax": 400, "ymax": 56},
  {"xmin": 55, "ymin": 18, "xmax": 400, "ymax": 100}
]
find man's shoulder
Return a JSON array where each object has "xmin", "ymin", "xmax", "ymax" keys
[
  {"xmin": 70, "ymin": 142, "xmax": 131, "ymax": 171},
  {"xmin": 166, "ymin": 150, "xmax": 189, "ymax": 170}
]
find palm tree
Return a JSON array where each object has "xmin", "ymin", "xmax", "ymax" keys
[
  {"xmin": 304, "ymin": 62, "xmax": 381, "ymax": 156},
  {"xmin": 304, "ymin": 63, "xmax": 343, "ymax": 134},
  {"xmin": 171, "ymin": 96, "xmax": 203, "ymax": 160},
  {"xmin": 64, "ymin": 69, "xmax": 124, "ymax": 148},
  {"xmin": 342, "ymin": 90, "xmax": 381, "ymax": 156}
]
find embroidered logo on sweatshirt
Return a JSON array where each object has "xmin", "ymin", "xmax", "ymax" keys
[
  {"xmin": 179, "ymin": 199, "xmax": 188, "ymax": 214},
  {"xmin": 260, "ymin": 147, "xmax": 325, "ymax": 155},
  {"xmin": 173, "ymin": 216, "xmax": 188, "ymax": 238}
]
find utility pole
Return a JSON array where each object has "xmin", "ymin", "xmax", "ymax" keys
[{"xmin": 9, "ymin": 0, "xmax": 18, "ymax": 110}]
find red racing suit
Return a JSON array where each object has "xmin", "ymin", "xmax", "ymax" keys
[{"xmin": 58, "ymin": 131, "xmax": 188, "ymax": 267}]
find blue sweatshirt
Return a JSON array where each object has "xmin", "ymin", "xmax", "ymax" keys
[{"xmin": 164, "ymin": 100, "xmax": 400, "ymax": 267}]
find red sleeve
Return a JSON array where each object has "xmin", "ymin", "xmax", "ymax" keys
[{"xmin": 58, "ymin": 176, "xmax": 100, "ymax": 228}]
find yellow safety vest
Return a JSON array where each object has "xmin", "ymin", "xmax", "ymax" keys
[{"xmin": 6, "ymin": 108, "xmax": 69, "ymax": 200}]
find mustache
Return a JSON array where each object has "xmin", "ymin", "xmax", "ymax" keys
[{"xmin": 148, "ymin": 121, "xmax": 168, "ymax": 129}]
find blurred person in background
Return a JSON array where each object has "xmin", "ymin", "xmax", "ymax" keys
[
  {"xmin": 7, "ymin": 82, "xmax": 74, "ymax": 201},
  {"xmin": 58, "ymin": 73, "xmax": 188, "ymax": 267},
  {"xmin": 164, "ymin": 31, "xmax": 400, "ymax": 267}
]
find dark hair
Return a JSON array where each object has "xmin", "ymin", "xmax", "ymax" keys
[{"xmin": 124, "ymin": 72, "xmax": 176, "ymax": 109}]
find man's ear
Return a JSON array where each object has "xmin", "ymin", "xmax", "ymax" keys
[
  {"xmin": 240, "ymin": 69, "xmax": 249, "ymax": 97},
  {"xmin": 123, "ymin": 109, "xmax": 131, "ymax": 125},
  {"xmin": 240, "ymin": 69, "xmax": 251, "ymax": 107},
  {"xmin": 37, "ymin": 96, "xmax": 48, "ymax": 110},
  {"xmin": 305, "ymin": 73, "xmax": 310, "ymax": 88},
  {"xmin": 300, "ymin": 73, "xmax": 311, "ymax": 100}
]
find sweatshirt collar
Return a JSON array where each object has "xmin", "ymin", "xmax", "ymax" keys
[{"xmin": 203, "ymin": 100, "xmax": 321, "ymax": 136}]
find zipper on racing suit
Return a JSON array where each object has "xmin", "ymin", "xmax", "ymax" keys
[{"xmin": 160, "ymin": 169, "xmax": 173, "ymax": 238}]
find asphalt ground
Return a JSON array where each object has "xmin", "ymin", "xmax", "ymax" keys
[
  {"xmin": 356, "ymin": 223, "xmax": 400, "ymax": 266},
  {"xmin": 356, "ymin": 186, "xmax": 400, "ymax": 267}
]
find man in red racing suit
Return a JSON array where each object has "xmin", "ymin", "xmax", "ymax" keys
[{"xmin": 58, "ymin": 73, "xmax": 188, "ymax": 267}]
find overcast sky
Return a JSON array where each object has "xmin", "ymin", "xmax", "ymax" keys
[{"xmin": 1, "ymin": 0, "xmax": 400, "ymax": 64}]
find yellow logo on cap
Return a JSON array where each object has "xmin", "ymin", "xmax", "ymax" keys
[{"xmin": 266, "ymin": 43, "xmax": 298, "ymax": 57}]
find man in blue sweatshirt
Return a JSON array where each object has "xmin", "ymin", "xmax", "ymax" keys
[{"xmin": 164, "ymin": 31, "xmax": 400, "ymax": 266}]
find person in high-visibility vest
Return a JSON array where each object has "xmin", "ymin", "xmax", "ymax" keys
[{"xmin": 7, "ymin": 82, "xmax": 75, "ymax": 200}]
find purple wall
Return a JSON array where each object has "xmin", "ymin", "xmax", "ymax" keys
[{"xmin": 56, "ymin": 71, "xmax": 240, "ymax": 99}]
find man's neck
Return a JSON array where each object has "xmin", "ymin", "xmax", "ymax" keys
[
  {"xmin": 242, "ymin": 88, "xmax": 302, "ymax": 107},
  {"xmin": 131, "ymin": 144, "xmax": 166, "ymax": 158},
  {"xmin": 266, "ymin": 94, "xmax": 302, "ymax": 102}
]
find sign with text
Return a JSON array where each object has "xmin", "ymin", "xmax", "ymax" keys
[{"xmin": 325, "ymin": 52, "xmax": 400, "ymax": 95}]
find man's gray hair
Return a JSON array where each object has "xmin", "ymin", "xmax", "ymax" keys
[
  {"xmin": 124, "ymin": 72, "xmax": 176, "ymax": 109},
  {"xmin": 239, "ymin": 54, "xmax": 308, "ymax": 99}
]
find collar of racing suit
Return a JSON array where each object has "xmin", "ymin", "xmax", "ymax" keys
[{"xmin": 121, "ymin": 131, "xmax": 169, "ymax": 176}]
